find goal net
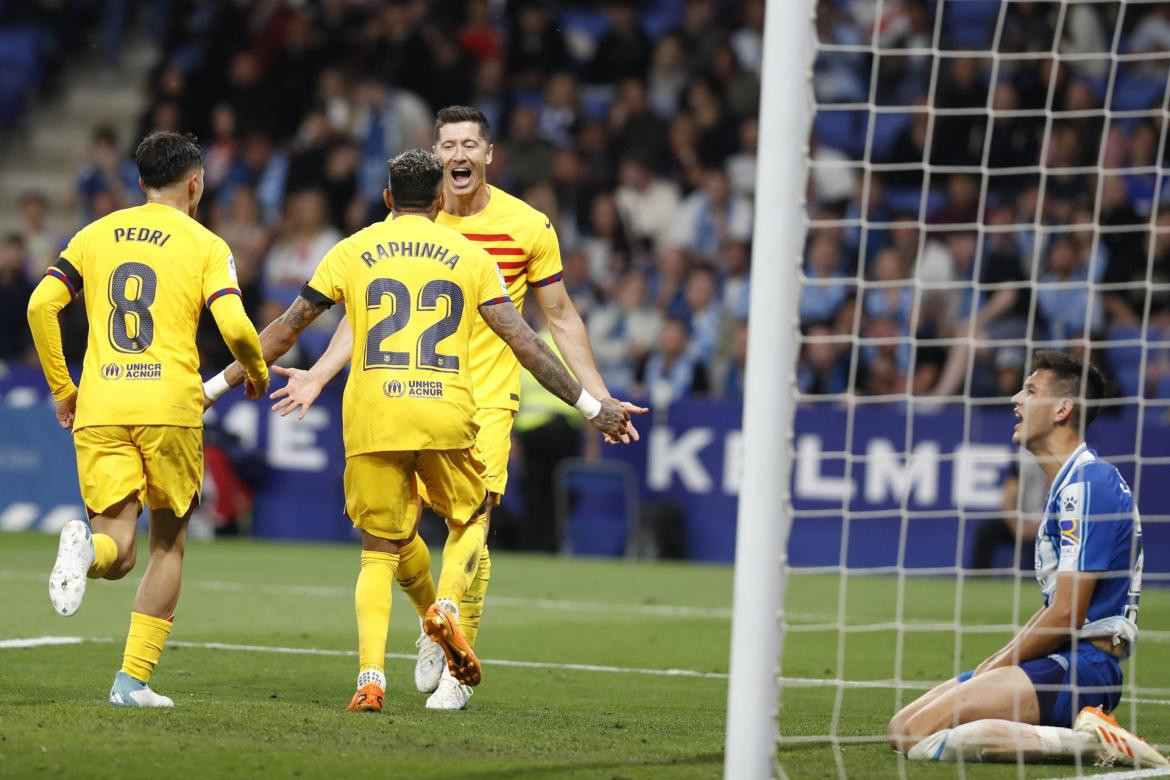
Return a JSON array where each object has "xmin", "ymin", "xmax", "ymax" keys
[{"xmin": 729, "ymin": 0, "xmax": 1170, "ymax": 777}]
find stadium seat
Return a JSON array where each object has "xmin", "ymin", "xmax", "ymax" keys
[
  {"xmin": 813, "ymin": 110, "xmax": 868, "ymax": 158},
  {"xmin": 871, "ymin": 113, "xmax": 912, "ymax": 161},
  {"xmin": 554, "ymin": 458, "xmax": 641, "ymax": 558},
  {"xmin": 938, "ymin": 0, "xmax": 1001, "ymax": 49}
]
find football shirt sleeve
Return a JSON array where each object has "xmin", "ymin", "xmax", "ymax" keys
[
  {"xmin": 27, "ymin": 275, "xmax": 77, "ymax": 400},
  {"xmin": 478, "ymin": 249, "xmax": 512, "ymax": 307},
  {"xmin": 526, "ymin": 215, "xmax": 564, "ymax": 288},
  {"xmin": 303, "ymin": 244, "xmax": 345, "ymax": 305},
  {"xmin": 202, "ymin": 237, "xmax": 242, "ymax": 306}
]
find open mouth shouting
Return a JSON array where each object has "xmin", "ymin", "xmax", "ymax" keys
[{"xmin": 450, "ymin": 166, "xmax": 474, "ymax": 189}]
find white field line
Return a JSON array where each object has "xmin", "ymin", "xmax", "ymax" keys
[
  {"xmin": 0, "ymin": 570, "xmax": 734, "ymax": 620},
  {"xmin": 6, "ymin": 570, "xmax": 1170, "ymax": 637},
  {"xmin": 0, "ymin": 635, "xmax": 729, "ymax": 680},
  {"xmin": 1050, "ymin": 769, "xmax": 1170, "ymax": 780}
]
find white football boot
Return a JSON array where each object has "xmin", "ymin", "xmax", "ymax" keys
[
  {"xmin": 414, "ymin": 625, "xmax": 446, "ymax": 694},
  {"xmin": 108, "ymin": 671, "xmax": 174, "ymax": 708},
  {"xmin": 49, "ymin": 520, "xmax": 95, "ymax": 616},
  {"xmin": 425, "ymin": 666, "xmax": 473, "ymax": 710}
]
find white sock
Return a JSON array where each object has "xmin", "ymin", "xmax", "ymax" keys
[
  {"xmin": 357, "ymin": 668, "xmax": 386, "ymax": 690},
  {"xmin": 908, "ymin": 720, "xmax": 1096, "ymax": 763},
  {"xmin": 437, "ymin": 598, "xmax": 459, "ymax": 621}
]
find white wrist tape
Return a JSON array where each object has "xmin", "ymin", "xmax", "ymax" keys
[
  {"xmin": 575, "ymin": 388, "xmax": 602, "ymax": 420},
  {"xmin": 203, "ymin": 371, "xmax": 230, "ymax": 401}
]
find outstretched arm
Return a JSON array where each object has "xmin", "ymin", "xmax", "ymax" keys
[
  {"xmin": 478, "ymin": 301, "xmax": 630, "ymax": 440},
  {"xmin": 206, "ymin": 295, "xmax": 332, "ymax": 403},
  {"xmin": 208, "ymin": 293, "xmax": 269, "ymax": 399},
  {"xmin": 974, "ymin": 573, "xmax": 1096, "ymax": 674},
  {"xmin": 534, "ymin": 280, "xmax": 648, "ymax": 442},
  {"xmin": 270, "ymin": 315, "xmax": 354, "ymax": 419}
]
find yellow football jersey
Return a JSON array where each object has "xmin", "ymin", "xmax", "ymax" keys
[
  {"xmin": 437, "ymin": 185, "xmax": 564, "ymax": 411},
  {"xmin": 304, "ymin": 214, "xmax": 511, "ymax": 456},
  {"xmin": 56, "ymin": 202, "xmax": 244, "ymax": 430}
]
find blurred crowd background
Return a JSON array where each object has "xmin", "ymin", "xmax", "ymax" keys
[
  {"xmin": 2, "ymin": 2, "xmax": 1169, "ymax": 409},
  {"xmin": 1, "ymin": 0, "xmax": 766, "ymax": 412}
]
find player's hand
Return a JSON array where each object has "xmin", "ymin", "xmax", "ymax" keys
[
  {"xmin": 269, "ymin": 365, "xmax": 324, "ymax": 419},
  {"xmin": 600, "ymin": 399, "xmax": 649, "ymax": 445},
  {"xmin": 244, "ymin": 372, "xmax": 270, "ymax": 401},
  {"xmin": 202, "ymin": 392, "xmax": 215, "ymax": 411},
  {"xmin": 55, "ymin": 390, "xmax": 78, "ymax": 430},
  {"xmin": 588, "ymin": 397, "xmax": 631, "ymax": 441}
]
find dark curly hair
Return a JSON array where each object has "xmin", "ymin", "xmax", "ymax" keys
[{"xmin": 387, "ymin": 149, "xmax": 443, "ymax": 211}]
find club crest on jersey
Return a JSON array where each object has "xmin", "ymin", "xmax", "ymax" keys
[
  {"xmin": 383, "ymin": 380, "xmax": 405, "ymax": 398},
  {"xmin": 1063, "ymin": 494, "xmax": 1077, "ymax": 513},
  {"xmin": 1059, "ymin": 518, "xmax": 1080, "ymax": 547}
]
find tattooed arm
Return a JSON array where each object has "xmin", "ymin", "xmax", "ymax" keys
[
  {"xmin": 222, "ymin": 295, "xmax": 333, "ymax": 390},
  {"xmin": 478, "ymin": 301, "xmax": 630, "ymax": 440}
]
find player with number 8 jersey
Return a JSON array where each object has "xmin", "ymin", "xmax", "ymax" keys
[{"xmin": 26, "ymin": 131, "xmax": 269, "ymax": 709}]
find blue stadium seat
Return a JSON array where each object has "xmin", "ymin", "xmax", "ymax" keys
[
  {"xmin": 938, "ymin": 0, "xmax": 1001, "ymax": 49},
  {"xmin": 871, "ymin": 113, "xmax": 912, "ymax": 160},
  {"xmin": 1110, "ymin": 71, "xmax": 1168, "ymax": 112},
  {"xmin": 555, "ymin": 458, "xmax": 640, "ymax": 558},
  {"xmin": 0, "ymin": 27, "xmax": 44, "ymax": 80},
  {"xmin": 813, "ymin": 110, "xmax": 868, "ymax": 158}
]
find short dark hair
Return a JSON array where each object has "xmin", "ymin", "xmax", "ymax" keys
[
  {"xmin": 387, "ymin": 149, "xmax": 443, "ymax": 211},
  {"xmin": 434, "ymin": 106, "xmax": 491, "ymax": 143},
  {"xmin": 1030, "ymin": 350, "xmax": 1106, "ymax": 429},
  {"xmin": 134, "ymin": 132, "xmax": 203, "ymax": 189}
]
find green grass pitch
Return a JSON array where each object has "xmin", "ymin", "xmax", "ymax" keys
[{"xmin": 0, "ymin": 533, "xmax": 1164, "ymax": 778}]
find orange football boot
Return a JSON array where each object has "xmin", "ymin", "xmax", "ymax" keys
[
  {"xmin": 347, "ymin": 683, "xmax": 384, "ymax": 713},
  {"xmin": 423, "ymin": 603, "xmax": 482, "ymax": 686}
]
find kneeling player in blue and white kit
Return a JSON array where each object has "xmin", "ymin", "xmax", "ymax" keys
[{"xmin": 888, "ymin": 351, "xmax": 1167, "ymax": 767}]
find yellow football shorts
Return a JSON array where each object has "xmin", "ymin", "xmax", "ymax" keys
[
  {"xmin": 345, "ymin": 449, "xmax": 488, "ymax": 540},
  {"xmin": 417, "ymin": 408, "xmax": 515, "ymax": 509},
  {"xmin": 73, "ymin": 425, "xmax": 203, "ymax": 516}
]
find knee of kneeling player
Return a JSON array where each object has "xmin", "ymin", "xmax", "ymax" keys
[{"xmin": 887, "ymin": 712, "xmax": 923, "ymax": 753}]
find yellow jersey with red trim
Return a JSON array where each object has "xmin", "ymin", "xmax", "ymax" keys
[
  {"xmin": 55, "ymin": 202, "xmax": 245, "ymax": 429},
  {"xmin": 437, "ymin": 185, "xmax": 564, "ymax": 411},
  {"xmin": 304, "ymin": 214, "xmax": 511, "ymax": 456}
]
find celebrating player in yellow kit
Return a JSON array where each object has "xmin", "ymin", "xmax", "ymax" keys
[
  {"xmin": 26, "ymin": 132, "xmax": 269, "ymax": 707},
  {"xmin": 269, "ymin": 106, "xmax": 645, "ymax": 710},
  {"xmin": 204, "ymin": 149, "xmax": 632, "ymax": 712}
]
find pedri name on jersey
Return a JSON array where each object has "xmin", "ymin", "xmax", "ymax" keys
[
  {"xmin": 360, "ymin": 241, "xmax": 459, "ymax": 270},
  {"xmin": 113, "ymin": 226, "xmax": 172, "ymax": 246}
]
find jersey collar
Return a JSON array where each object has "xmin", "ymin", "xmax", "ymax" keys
[{"xmin": 1047, "ymin": 442, "xmax": 1092, "ymax": 503}]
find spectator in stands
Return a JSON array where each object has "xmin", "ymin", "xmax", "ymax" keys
[
  {"xmin": 649, "ymin": 245, "xmax": 690, "ymax": 317},
  {"xmin": 506, "ymin": 0, "xmax": 568, "ymax": 92},
  {"xmin": 17, "ymin": 192, "xmax": 61, "ymax": 281},
  {"xmin": 801, "ymin": 231, "xmax": 849, "ymax": 327},
  {"xmin": 647, "ymin": 33, "xmax": 689, "ymax": 119},
  {"xmin": 75, "ymin": 125, "xmax": 138, "ymax": 217},
  {"xmin": 682, "ymin": 263, "xmax": 724, "ymax": 367},
  {"xmin": 587, "ymin": 1, "xmax": 651, "ymax": 86},
  {"xmin": 636, "ymin": 315, "xmax": 709, "ymax": 407},
  {"xmin": 615, "ymin": 154, "xmax": 681, "ymax": 252},
  {"xmin": 719, "ymin": 240, "xmax": 751, "ymax": 321},
  {"xmin": 725, "ymin": 116, "xmax": 758, "ymax": 203},
  {"xmin": 588, "ymin": 268, "xmax": 662, "ymax": 397},
  {"xmin": 1037, "ymin": 237, "xmax": 1103, "ymax": 344},
  {"xmin": 539, "ymin": 72, "xmax": 581, "ymax": 150},
  {"xmin": 673, "ymin": 167, "xmax": 753, "ymax": 256},
  {"xmin": 0, "ymin": 234, "xmax": 33, "ymax": 362},
  {"xmin": 261, "ymin": 189, "xmax": 341, "ymax": 320},
  {"xmin": 731, "ymin": 0, "xmax": 765, "ymax": 76},
  {"xmin": 609, "ymin": 77, "xmax": 669, "ymax": 171},
  {"xmin": 718, "ymin": 321, "xmax": 749, "ymax": 401},
  {"xmin": 580, "ymin": 192, "xmax": 631, "ymax": 287},
  {"xmin": 212, "ymin": 187, "xmax": 270, "ymax": 319},
  {"xmin": 797, "ymin": 323, "xmax": 849, "ymax": 396}
]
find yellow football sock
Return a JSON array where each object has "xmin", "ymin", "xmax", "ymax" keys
[
  {"xmin": 88, "ymin": 532, "xmax": 118, "ymax": 579},
  {"xmin": 436, "ymin": 515, "xmax": 486, "ymax": 605},
  {"xmin": 459, "ymin": 545, "xmax": 491, "ymax": 647},
  {"xmin": 395, "ymin": 534, "xmax": 435, "ymax": 619},
  {"xmin": 355, "ymin": 550, "xmax": 399, "ymax": 675},
  {"xmin": 121, "ymin": 611, "xmax": 172, "ymax": 683}
]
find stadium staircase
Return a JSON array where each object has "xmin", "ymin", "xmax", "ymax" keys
[{"xmin": 0, "ymin": 27, "xmax": 156, "ymax": 237}]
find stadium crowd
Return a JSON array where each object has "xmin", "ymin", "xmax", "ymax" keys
[{"xmin": 2, "ymin": 0, "xmax": 1168, "ymax": 408}]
